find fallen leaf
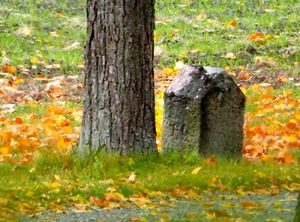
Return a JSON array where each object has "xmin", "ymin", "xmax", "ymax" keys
[
  {"xmin": 0, "ymin": 198, "xmax": 8, "ymax": 206},
  {"xmin": 239, "ymin": 73, "xmax": 251, "ymax": 80},
  {"xmin": 30, "ymin": 56, "xmax": 44, "ymax": 65},
  {"xmin": 15, "ymin": 117, "xmax": 24, "ymax": 124},
  {"xmin": 90, "ymin": 196, "xmax": 109, "ymax": 208},
  {"xmin": 277, "ymin": 75, "xmax": 288, "ymax": 83},
  {"xmin": 286, "ymin": 122, "xmax": 297, "ymax": 130},
  {"xmin": 205, "ymin": 156, "xmax": 217, "ymax": 165},
  {"xmin": 226, "ymin": 19, "xmax": 238, "ymax": 28},
  {"xmin": 105, "ymin": 192, "xmax": 126, "ymax": 202},
  {"xmin": 1, "ymin": 65, "xmax": 17, "ymax": 74},
  {"xmin": 0, "ymin": 146, "xmax": 11, "ymax": 154},
  {"xmin": 129, "ymin": 195, "xmax": 150, "ymax": 207},
  {"xmin": 15, "ymin": 26, "xmax": 32, "ymax": 36},
  {"xmin": 127, "ymin": 172, "xmax": 136, "ymax": 183},
  {"xmin": 225, "ymin": 52, "xmax": 236, "ymax": 59},
  {"xmin": 174, "ymin": 61, "xmax": 184, "ymax": 70},
  {"xmin": 49, "ymin": 181, "xmax": 62, "ymax": 189},
  {"xmin": 191, "ymin": 167, "xmax": 202, "ymax": 175},
  {"xmin": 63, "ymin": 42, "xmax": 80, "ymax": 51},
  {"xmin": 240, "ymin": 200, "xmax": 261, "ymax": 209}
]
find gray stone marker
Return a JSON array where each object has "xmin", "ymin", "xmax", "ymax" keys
[{"xmin": 162, "ymin": 65, "xmax": 245, "ymax": 157}]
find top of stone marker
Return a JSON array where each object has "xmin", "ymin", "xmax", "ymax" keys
[{"xmin": 165, "ymin": 64, "xmax": 241, "ymax": 101}]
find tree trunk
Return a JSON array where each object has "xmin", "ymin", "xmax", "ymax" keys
[{"xmin": 79, "ymin": 0, "xmax": 156, "ymax": 155}]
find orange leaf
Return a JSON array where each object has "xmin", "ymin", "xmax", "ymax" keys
[
  {"xmin": 286, "ymin": 122, "xmax": 297, "ymax": 130},
  {"xmin": 261, "ymin": 94, "xmax": 274, "ymax": 100},
  {"xmin": 238, "ymin": 73, "xmax": 250, "ymax": 80},
  {"xmin": 15, "ymin": 117, "xmax": 24, "ymax": 124},
  {"xmin": 205, "ymin": 156, "xmax": 217, "ymax": 165},
  {"xmin": 247, "ymin": 32, "xmax": 264, "ymax": 41},
  {"xmin": 36, "ymin": 74, "xmax": 45, "ymax": 78},
  {"xmin": 0, "ymin": 116, "xmax": 7, "ymax": 122},
  {"xmin": 283, "ymin": 154, "xmax": 293, "ymax": 164},
  {"xmin": 92, "ymin": 197, "xmax": 109, "ymax": 208},
  {"xmin": 60, "ymin": 120, "xmax": 70, "ymax": 127},
  {"xmin": 105, "ymin": 192, "xmax": 126, "ymax": 202},
  {"xmin": 52, "ymin": 87, "xmax": 62, "ymax": 94},
  {"xmin": 226, "ymin": 19, "xmax": 238, "ymax": 28},
  {"xmin": 1, "ymin": 65, "xmax": 17, "ymax": 74},
  {"xmin": 210, "ymin": 176, "xmax": 219, "ymax": 186},
  {"xmin": 277, "ymin": 76, "xmax": 287, "ymax": 84}
]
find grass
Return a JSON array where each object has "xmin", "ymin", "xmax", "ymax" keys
[
  {"xmin": 0, "ymin": 0, "xmax": 85, "ymax": 74},
  {"xmin": 0, "ymin": 0, "xmax": 299, "ymax": 218},
  {"xmin": 155, "ymin": 0, "xmax": 300, "ymax": 71},
  {"xmin": 0, "ymin": 150, "xmax": 299, "ymax": 215},
  {"xmin": 0, "ymin": 0, "xmax": 299, "ymax": 74}
]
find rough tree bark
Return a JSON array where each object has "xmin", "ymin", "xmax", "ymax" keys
[{"xmin": 79, "ymin": 0, "xmax": 156, "ymax": 155}]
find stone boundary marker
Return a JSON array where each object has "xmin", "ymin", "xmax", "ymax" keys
[{"xmin": 162, "ymin": 65, "xmax": 245, "ymax": 157}]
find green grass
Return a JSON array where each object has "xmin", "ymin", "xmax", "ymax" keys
[
  {"xmin": 0, "ymin": 0, "xmax": 85, "ymax": 74},
  {"xmin": 0, "ymin": 151, "xmax": 299, "ymax": 215},
  {"xmin": 155, "ymin": 0, "xmax": 300, "ymax": 70},
  {"xmin": 0, "ymin": 0, "xmax": 299, "ymax": 75}
]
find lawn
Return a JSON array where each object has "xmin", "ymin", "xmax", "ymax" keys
[{"xmin": 0, "ymin": 0, "xmax": 299, "ymax": 220}]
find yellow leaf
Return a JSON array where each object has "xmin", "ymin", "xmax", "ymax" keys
[
  {"xmin": 30, "ymin": 56, "xmax": 44, "ymax": 65},
  {"xmin": 225, "ymin": 52, "xmax": 236, "ymax": 60},
  {"xmin": 295, "ymin": 111, "xmax": 300, "ymax": 120},
  {"xmin": 191, "ymin": 167, "xmax": 202, "ymax": 175},
  {"xmin": 57, "ymin": 138, "xmax": 72, "ymax": 150},
  {"xmin": 15, "ymin": 26, "xmax": 32, "ymax": 36},
  {"xmin": 127, "ymin": 172, "xmax": 136, "ymax": 183},
  {"xmin": 174, "ymin": 61, "xmax": 184, "ymax": 70},
  {"xmin": 283, "ymin": 183, "xmax": 300, "ymax": 192},
  {"xmin": 14, "ymin": 78, "xmax": 24, "ymax": 84},
  {"xmin": 49, "ymin": 181, "xmax": 62, "ymax": 189},
  {"xmin": 0, "ymin": 146, "xmax": 11, "ymax": 154},
  {"xmin": 239, "ymin": 86, "xmax": 247, "ymax": 94},
  {"xmin": 26, "ymin": 191, "xmax": 34, "ymax": 197},
  {"xmin": 195, "ymin": 13, "xmax": 207, "ymax": 21}
]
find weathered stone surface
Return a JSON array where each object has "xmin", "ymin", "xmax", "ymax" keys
[{"xmin": 162, "ymin": 65, "xmax": 245, "ymax": 157}]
